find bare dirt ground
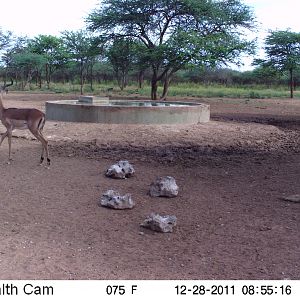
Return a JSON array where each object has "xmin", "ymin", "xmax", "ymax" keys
[{"xmin": 0, "ymin": 92, "xmax": 299, "ymax": 280}]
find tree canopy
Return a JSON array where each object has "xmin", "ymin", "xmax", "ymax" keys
[
  {"xmin": 61, "ymin": 30, "xmax": 101, "ymax": 94},
  {"xmin": 254, "ymin": 30, "xmax": 300, "ymax": 98},
  {"xmin": 87, "ymin": 0, "xmax": 256, "ymax": 99},
  {"xmin": 0, "ymin": 28, "xmax": 12, "ymax": 51},
  {"xmin": 28, "ymin": 35, "xmax": 67, "ymax": 88},
  {"xmin": 107, "ymin": 38, "xmax": 137, "ymax": 90}
]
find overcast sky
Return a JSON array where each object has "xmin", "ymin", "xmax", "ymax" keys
[
  {"xmin": 244, "ymin": 0, "xmax": 299, "ymax": 34},
  {"xmin": 0, "ymin": 0, "xmax": 299, "ymax": 70},
  {"xmin": 0, "ymin": 0, "xmax": 99, "ymax": 37},
  {"xmin": 238, "ymin": 0, "xmax": 299, "ymax": 69}
]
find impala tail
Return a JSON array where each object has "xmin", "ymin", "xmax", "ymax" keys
[{"xmin": 38, "ymin": 114, "xmax": 46, "ymax": 131}]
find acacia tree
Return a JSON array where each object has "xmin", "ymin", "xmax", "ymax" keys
[
  {"xmin": 87, "ymin": 0, "xmax": 256, "ymax": 99},
  {"xmin": 3, "ymin": 36, "xmax": 31, "ymax": 87},
  {"xmin": 107, "ymin": 38, "xmax": 136, "ymax": 90},
  {"xmin": 28, "ymin": 35, "xmax": 67, "ymax": 88},
  {"xmin": 255, "ymin": 30, "xmax": 300, "ymax": 98},
  {"xmin": 252, "ymin": 65, "xmax": 280, "ymax": 87},
  {"xmin": 0, "ymin": 28, "xmax": 14, "ymax": 82},
  {"xmin": 62, "ymin": 30, "xmax": 100, "ymax": 94},
  {"xmin": 10, "ymin": 52, "xmax": 47, "ymax": 89}
]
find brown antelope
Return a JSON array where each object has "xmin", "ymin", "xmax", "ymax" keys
[{"xmin": 0, "ymin": 80, "xmax": 50, "ymax": 166}]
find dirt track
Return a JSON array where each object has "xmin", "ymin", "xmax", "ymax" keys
[{"xmin": 0, "ymin": 93, "xmax": 299, "ymax": 279}]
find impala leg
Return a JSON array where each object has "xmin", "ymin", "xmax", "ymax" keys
[
  {"xmin": 7, "ymin": 128, "xmax": 13, "ymax": 164},
  {"xmin": 40, "ymin": 130, "xmax": 50, "ymax": 166},
  {"xmin": 0, "ymin": 131, "xmax": 9, "ymax": 164},
  {"xmin": 39, "ymin": 138, "xmax": 45, "ymax": 165},
  {"xmin": 40, "ymin": 147, "xmax": 45, "ymax": 164},
  {"xmin": 0, "ymin": 131, "xmax": 8, "ymax": 146},
  {"xmin": 39, "ymin": 132, "xmax": 50, "ymax": 166},
  {"xmin": 30, "ymin": 129, "xmax": 50, "ymax": 166}
]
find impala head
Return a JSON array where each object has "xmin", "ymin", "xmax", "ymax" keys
[{"xmin": 0, "ymin": 79, "xmax": 13, "ymax": 97}]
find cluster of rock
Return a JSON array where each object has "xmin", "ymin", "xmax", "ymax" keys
[
  {"xmin": 105, "ymin": 160, "xmax": 135, "ymax": 179},
  {"xmin": 140, "ymin": 213, "xmax": 177, "ymax": 233},
  {"xmin": 100, "ymin": 190, "xmax": 135, "ymax": 209},
  {"xmin": 100, "ymin": 160, "xmax": 178, "ymax": 233},
  {"xmin": 149, "ymin": 176, "xmax": 179, "ymax": 198}
]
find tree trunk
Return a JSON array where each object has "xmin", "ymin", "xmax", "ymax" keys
[
  {"xmin": 46, "ymin": 63, "xmax": 50, "ymax": 89},
  {"xmin": 24, "ymin": 70, "xmax": 33, "ymax": 90},
  {"xmin": 80, "ymin": 60, "xmax": 84, "ymax": 95},
  {"xmin": 138, "ymin": 70, "xmax": 144, "ymax": 89},
  {"xmin": 38, "ymin": 72, "xmax": 42, "ymax": 89},
  {"xmin": 119, "ymin": 75, "xmax": 125, "ymax": 91},
  {"xmin": 151, "ymin": 68, "xmax": 158, "ymax": 100},
  {"xmin": 116, "ymin": 70, "xmax": 123, "ymax": 91},
  {"xmin": 160, "ymin": 75, "xmax": 172, "ymax": 100},
  {"xmin": 290, "ymin": 68, "xmax": 294, "ymax": 99},
  {"xmin": 90, "ymin": 63, "xmax": 94, "ymax": 92},
  {"xmin": 151, "ymin": 80, "xmax": 158, "ymax": 100}
]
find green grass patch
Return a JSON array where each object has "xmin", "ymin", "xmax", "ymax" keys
[{"xmin": 12, "ymin": 82, "xmax": 300, "ymax": 99}]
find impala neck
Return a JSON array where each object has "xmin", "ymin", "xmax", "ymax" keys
[
  {"xmin": 0, "ymin": 91, "xmax": 5, "ymax": 118},
  {"xmin": 0, "ymin": 80, "xmax": 13, "ymax": 114}
]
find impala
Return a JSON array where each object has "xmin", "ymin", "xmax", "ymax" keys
[{"xmin": 0, "ymin": 81, "xmax": 50, "ymax": 166}]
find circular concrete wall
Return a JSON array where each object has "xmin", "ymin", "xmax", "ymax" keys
[{"xmin": 45, "ymin": 100, "xmax": 210, "ymax": 124}]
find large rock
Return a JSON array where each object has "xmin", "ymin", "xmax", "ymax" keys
[
  {"xmin": 280, "ymin": 194, "xmax": 300, "ymax": 203},
  {"xmin": 149, "ymin": 176, "xmax": 179, "ymax": 197},
  {"xmin": 105, "ymin": 160, "xmax": 135, "ymax": 179},
  {"xmin": 100, "ymin": 190, "xmax": 135, "ymax": 209},
  {"xmin": 141, "ymin": 213, "xmax": 177, "ymax": 233}
]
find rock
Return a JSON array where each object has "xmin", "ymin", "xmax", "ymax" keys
[
  {"xmin": 105, "ymin": 160, "xmax": 135, "ymax": 179},
  {"xmin": 141, "ymin": 213, "xmax": 177, "ymax": 233},
  {"xmin": 105, "ymin": 164, "xmax": 124, "ymax": 179},
  {"xmin": 280, "ymin": 194, "xmax": 300, "ymax": 203},
  {"xmin": 100, "ymin": 190, "xmax": 135, "ymax": 209},
  {"xmin": 149, "ymin": 176, "xmax": 178, "ymax": 197}
]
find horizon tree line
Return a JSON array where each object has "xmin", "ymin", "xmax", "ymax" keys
[{"xmin": 0, "ymin": 0, "xmax": 300, "ymax": 98}]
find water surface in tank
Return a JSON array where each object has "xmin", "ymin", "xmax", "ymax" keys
[{"xmin": 54, "ymin": 100, "xmax": 198, "ymax": 107}]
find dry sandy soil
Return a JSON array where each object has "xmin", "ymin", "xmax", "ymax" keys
[{"xmin": 0, "ymin": 92, "xmax": 299, "ymax": 280}]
